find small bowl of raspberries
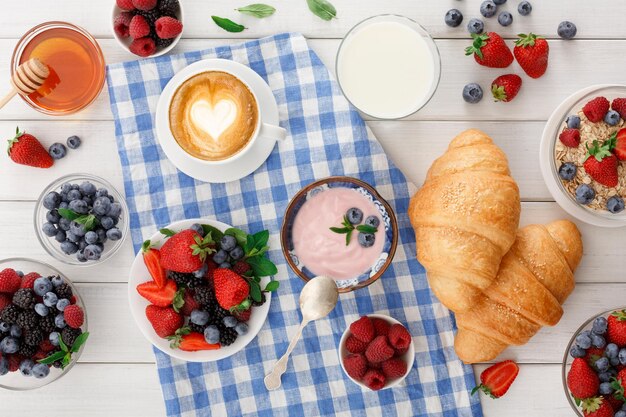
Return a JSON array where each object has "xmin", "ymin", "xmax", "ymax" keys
[
  {"xmin": 113, "ymin": 0, "xmax": 184, "ymax": 58},
  {"xmin": 0, "ymin": 258, "xmax": 88, "ymax": 390},
  {"xmin": 339, "ymin": 314, "xmax": 414, "ymax": 391}
]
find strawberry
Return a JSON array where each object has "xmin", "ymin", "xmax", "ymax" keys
[
  {"xmin": 0, "ymin": 294, "xmax": 11, "ymax": 311},
  {"xmin": 345, "ymin": 335, "xmax": 368, "ymax": 354},
  {"xmin": 388, "ymin": 323, "xmax": 412, "ymax": 354},
  {"xmin": 465, "ymin": 32, "xmax": 514, "ymax": 68},
  {"xmin": 608, "ymin": 310, "xmax": 626, "ymax": 347},
  {"xmin": 567, "ymin": 358, "xmax": 600, "ymax": 400},
  {"xmin": 136, "ymin": 279, "xmax": 179, "ymax": 308},
  {"xmin": 343, "ymin": 353, "xmax": 368, "ymax": 380},
  {"xmin": 559, "ymin": 128, "xmax": 581, "ymax": 148},
  {"xmin": 129, "ymin": 15, "xmax": 150, "ymax": 39},
  {"xmin": 204, "ymin": 259, "xmax": 218, "ymax": 280},
  {"xmin": 381, "ymin": 358, "xmax": 408, "ymax": 379},
  {"xmin": 233, "ymin": 309, "xmax": 251, "ymax": 322},
  {"xmin": 363, "ymin": 369, "xmax": 386, "ymax": 391},
  {"xmin": 583, "ymin": 97, "xmax": 610, "ymax": 123},
  {"xmin": 180, "ymin": 289, "xmax": 200, "ymax": 317},
  {"xmin": 155, "ymin": 16, "xmax": 183, "ymax": 39},
  {"xmin": 372, "ymin": 318, "xmax": 391, "ymax": 337},
  {"xmin": 232, "ymin": 261, "xmax": 251, "ymax": 275},
  {"xmin": 585, "ymin": 347, "xmax": 607, "ymax": 368},
  {"xmin": 584, "ymin": 140, "xmax": 619, "ymax": 187},
  {"xmin": 614, "ymin": 129, "xmax": 626, "ymax": 161},
  {"xmin": 212, "ymin": 269, "xmax": 250, "ymax": 310},
  {"xmin": 142, "ymin": 242, "xmax": 167, "ymax": 288},
  {"xmin": 7, "ymin": 128, "xmax": 53, "ymax": 168},
  {"xmin": 20, "ymin": 272, "xmax": 40, "ymax": 289},
  {"xmin": 350, "ymin": 316, "xmax": 375, "ymax": 343},
  {"xmin": 168, "ymin": 330, "xmax": 220, "ymax": 351},
  {"xmin": 491, "ymin": 74, "xmax": 522, "ymax": 103},
  {"xmin": 612, "ymin": 98, "xmax": 626, "ymax": 120},
  {"xmin": 365, "ymin": 335, "xmax": 395, "ymax": 363},
  {"xmin": 602, "ymin": 394, "xmax": 623, "ymax": 412},
  {"xmin": 473, "ymin": 360, "xmax": 520, "ymax": 399},
  {"xmin": 0, "ymin": 268, "xmax": 21, "ymax": 294},
  {"xmin": 63, "ymin": 304, "xmax": 84, "ymax": 329},
  {"xmin": 612, "ymin": 368, "xmax": 626, "ymax": 400},
  {"xmin": 513, "ymin": 33, "xmax": 549, "ymax": 79},
  {"xmin": 160, "ymin": 230, "xmax": 214, "ymax": 273},
  {"xmin": 582, "ymin": 397, "xmax": 615, "ymax": 417},
  {"xmin": 145, "ymin": 305, "xmax": 183, "ymax": 338}
]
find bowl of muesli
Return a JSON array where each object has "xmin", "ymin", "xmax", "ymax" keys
[{"xmin": 541, "ymin": 85, "xmax": 626, "ymax": 227}]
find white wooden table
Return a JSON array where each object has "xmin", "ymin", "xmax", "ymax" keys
[{"xmin": 0, "ymin": 1, "xmax": 621, "ymax": 415}]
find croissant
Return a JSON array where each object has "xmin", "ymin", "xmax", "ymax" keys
[
  {"xmin": 454, "ymin": 220, "xmax": 582, "ymax": 363},
  {"xmin": 408, "ymin": 129, "xmax": 521, "ymax": 312}
]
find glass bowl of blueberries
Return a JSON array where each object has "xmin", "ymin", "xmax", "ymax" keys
[
  {"xmin": 562, "ymin": 307, "xmax": 626, "ymax": 416},
  {"xmin": 34, "ymin": 173, "xmax": 129, "ymax": 266}
]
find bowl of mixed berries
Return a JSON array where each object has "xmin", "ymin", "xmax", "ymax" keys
[
  {"xmin": 0, "ymin": 258, "xmax": 88, "ymax": 390},
  {"xmin": 564, "ymin": 308, "xmax": 626, "ymax": 417},
  {"xmin": 113, "ymin": 0, "xmax": 183, "ymax": 58},
  {"xmin": 128, "ymin": 219, "xmax": 279, "ymax": 361}
]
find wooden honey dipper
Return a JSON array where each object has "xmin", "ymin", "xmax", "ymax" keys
[{"xmin": 0, "ymin": 58, "xmax": 50, "ymax": 109}]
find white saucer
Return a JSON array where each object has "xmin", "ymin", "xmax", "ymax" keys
[
  {"xmin": 155, "ymin": 59, "xmax": 281, "ymax": 183},
  {"xmin": 127, "ymin": 218, "xmax": 272, "ymax": 362}
]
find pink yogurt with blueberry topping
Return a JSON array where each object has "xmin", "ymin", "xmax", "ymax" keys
[{"xmin": 291, "ymin": 187, "xmax": 385, "ymax": 280}]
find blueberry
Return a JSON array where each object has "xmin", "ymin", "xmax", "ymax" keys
[
  {"xmin": 612, "ymin": 356, "xmax": 621, "ymax": 367},
  {"xmin": 220, "ymin": 235, "xmax": 238, "ymax": 252},
  {"xmin": 67, "ymin": 189, "xmax": 82, "ymax": 201},
  {"xmin": 190, "ymin": 309, "xmax": 210, "ymax": 326},
  {"xmin": 79, "ymin": 182, "xmax": 96, "ymax": 197},
  {"xmin": 42, "ymin": 222, "xmax": 57, "ymax": 237},
  {"xmin": 46, "ymin": 209, "xmax": 61, "ymax": 224},
  {"xmin": 566, "ymin": 115, "xmax": 581, "ymax": 129},
  {"xmin": 346, "ymin": 208, "xmax": 364, "ymax": 225},
  {"xmin": 53, "ymin": 230, "xmax": 66, "ymax": 243},
  {"xmin": 444, "ymin": 9, "xmax": 463, "ymax": 27},
  {"xmin": 48, "ymin": 143, "xmax": 67, "ymax": 159},
  {"xmin": 608, "ymin": 196, "xmax": 625, "ymax": 214},
  {"xmin": 70, "ymin": 221, "xmax": 86, "ymax": 237},
  {"xmin": 558, "ymin": 163, "xmax": 578, "ymax": 181},
  {"xmin": 463, "ymin": 83, "xmax": 483, "ymax": 104},
  {"xmin": 34, "ymin": 277, "xmax": 52, "ymax": 296},
  {"xmin": 67, "ymin": 135, "xmax": 82, "ymax": 150},
  {"xmin": 83, "ymin": 244, "xmax": 103, "ymax": 261},
  {"xmin": 234, "ymin": 322, "xmax": 249, "ymax": 336},
  {"xmin": 229, "ymin": 246, "xmax": 244, "ymax": 261},
  {"xmin": 617, "ymin": 411, "xmax": 626, "ymax": 417},
  {"xmin": 480, "ymin": 0, "xmax": 497, "ymax": 18},
  {"xmin": 84, "ymin": 231, "xmax": 98, "ymax": 244},
  {"xmin": 558, "ymin": 21, "xmax": 577, "ymax": 40},
  {"xmin": 9, "ymin": 325, "xmax": 21, "ymax": 338},
  {"xmin": 467, "ymin": 18, "xmax": 485, "ymax": 34},
  {"xmin": 605, "ymin": 110, "xmax": 621, "ymax": 126},
  {"xmin": 204, "ymin": 325, "xmax": 220, "ymax": 344},
  {"xmin": 596, "ymin": 357, "xmax": 610, "ymax": 372},
  {"xmin": 189, "ymin": 223, "xmax": 204, "ymax": 237},
  {"xmin": 600, "ymin": 381, "xmax": 614, "ymax": 395},
  {"xmin": 358, "ymin": 233, "xmax": 376, "ymax": 248},
  {"xmin": 43, "ymin": 292, "xmax": 58, "ymax": 308},
  {"xmin": 619, "ymin": 348, "xmax": 626, "ymax": 365},
  {"xmin": 493, "ymin": 0, "xmax": 506, "ymax": 4},
  {"xmin": 518, "ymin": 1, "xmax": 532, "ymax": 15},
  {"xmin": 599, "ymin": 371, "xmax": 612, "ymax": 383},
  {"xmin": 43, "ymin": 191, "xmax": 61, "ymax": 210},
  {"xmin": 593, "ymin": 317, "xmax": 608, "ymax": 335},
  {"xmin": 68, "ymin": 199, "xmax": 89, "ymax": 214},
  {"xmin": 95, "ymin": 188, "xmax": 109, "ymax": 199},
  {"xmin": 56, "ymin": 298, "xmax": 70, "ymax": 312},
  {"xmin": 219, "ymin": 262, "xmax": 232, "ymax": 269},
  {"xmin": 575, "ymin": 184, "xmax": 595, "ymax": 205},
  {"xmin": 95, "ymin": 228, "xmax": 107, "ymax": 244},
  {"xmin": 76, "ymin": 251, "xmax": 88, "ymax": 263},
  {"xmin": 82, "ymin": 196, "xmax": 93, "ymax": 206},
  {"xmin": 60, "ymin": 240, "xmax": 78, "ymax": 255},
  {"xmin": 0, "ymin": 336, "xmax": 19, "ymax": 354},
  {"xmin": 0, "ymin": 357, "xmax": 7, "ymax": 375},
  {"xmin": 498, "ymin": 11, "xmax": 513, "ymax": 26},
  {"xmin": 591, "ymin": 334, "xmax": 606, "ymax": 349},
  {"xmin": 364, "ymin": 216, "xmax": 380, "ymax": 229},
  {"xmin": 14, "ymin": 271, "xmax": 23, "ymax": 277},
  {"xmin": 606, "ymin": 343, "xmax": 619, "ymax": 358},
  {"xmin": 61, "ymin": 182, "xmax": 72, "ymax": 194},
  {"xmin": 49, "ymin": 331, "xmax": 60, "ymax": 347},
  {"xmin": 575, "ymin": 332, "xmax": 592, "ymax": 349},
  {"xmin": 19, "ymin": 359, "xmax": 35, "ymax": 377},
  {"xmin": 59, "ymin": 202, "xmax": 69, "ymax": 209},
  {"xmin": 93, "ymin": 196, "xmax": 111, "ymax": 216},
  {"xmin": 223, "ymin": 316, "xmax": 237, "ymax": 328},
  {"xmin": 106, "ymin": 228, "xmax": 122, "ymax": 241},
  {"xmin": 32, "ymin": 363, "xmax": 50, "ymax": 379},
  {"xmin": 35, "ymin": 303, "xmax": 49, "ymax": 317},
  {"xmin": 193, "ymin": 263, "xmax": 208, "ymax": 279},
  {"xmin": 71, "ymin": 184, "xmax": 79, "ymax": 190},
  {"xmin": 108, "ymin": 202, "xmax": 122, "ymax": 219},
  {"xmin": 213, "ymin": 249, "xmax": 228, "ymax": 265},
  {"xmin": 58, "ymin": 217, "xmax": 71, "ymax": 231},
  {"xmin": 55, "ymin": 314, "xmax": 66, "ymax": 329},
  {"xmin": 0, "ymin": 322, "xmax": 9, "ymax": 333},
  {"xmin": 100, "ymin": 216, "xmax": 114, "ymax": 230}
]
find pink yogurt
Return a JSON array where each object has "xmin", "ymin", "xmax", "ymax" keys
[{"xmin": 292, "ymin": 187, "xmax": 385, "ymax": 280}]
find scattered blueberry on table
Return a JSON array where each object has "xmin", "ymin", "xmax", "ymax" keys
[
  {"xmin": 444, "ymin": 9, "xmax": 463, "ymax": 28},
  {"xmin": 558, "ymin": 21, "xmax": 577, "ymax": 40},
  {"xmin": 463, "ymin": 83, "xmax": 484, "ymax": 104}
]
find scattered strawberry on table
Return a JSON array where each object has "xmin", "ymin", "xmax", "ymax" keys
[
  {"xmin": 465, "ymin": 32, "xmax": 513, "ymax": 69},
  {"xmin": 472, "ymin": 360, "xmax": 519, "ymax": 399},
  {"xmin": 491, "ymin": 74, "xmax": 522, "ymax": 102},
  {"xmin": 136, "ymin": 224, "xmax": 279, "ymax": 351},
  {"xmin": 513, "ymin": 33, "xmax": 549, "ymax": 79},
  {"xmin": 7, "ymin": 128, "xmax": 53, "ymax": 168}
]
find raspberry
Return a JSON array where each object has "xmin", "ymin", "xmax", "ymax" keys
[
  {"xmin": 116, "ymin": 0, "xmax": 135, "ymax": 10},
  {"xmin": 558, "ymin": 129, "xmax": 580, "ymax": 148},
  {"xmin": 8, "ymin": 355, "xmax": 24, "ymax": 372},
  {"xmin": 39, "ymin": 340, "xmax": 55, "ymax": 352},
  {"xmin": 388, "ymin": 324, "xmax": 412, "ymax": 354},
  {"xmin": 131, "ymin": 0, "xmax": 157, "ymax": 11},
  {"xmin": 0, "ymin": 268, "xmax": 21, "ymax": 294},
  {"xmin": 343, "ymin": 353, "xmax": 367, "ymax": 380},
  {"xmin": 613, "ymin": 98, "xmax": 626, "ymax": 120},
  {"xmin": 180, "ymin": 289, "xmax": 200, "ymax": 317},
  {"xmin": 114, "ymin": 12, "xmax": 133, "ymax": 38},
  {"xmin": 155, "ymin": 16, "xmax": 183, "ymax": 39},
  {"xmin": 345, "ymin": 335, "xmax": 368, "ymax": 354},
  {"xmin": 363, "ymin": 368, "xmax": 386, "ymax": 390},
  {"xmin": 129, "ymin": 15, "xmax": 150, "ymax": 39},
  {"xmin": 32, "ymin": 350, "xmax": 48, "ymax": 361},
  {"xmin": 0, "ymin": 294, "xmax": 11, "ymax": 311},
  {"xmin": 350, "ymin": 316, "xmax": 374, "ymax": 343},
  {"xmin": 20, "ymin": 272, "xmax": 40, "ymax": 289},
  {"xmin": 372, "ymin": 318, "xmax": 390, "ymax": 337},
  {"xmin": 365, "ymin": 336, "xmax": 395, "ymax": 363},
  {"xmin": 232, "ymin": 261, "xmax": 251, "ymax": 275},
  {"xmin": 381, "ymin": 358, "xmax": 407, "ymax": 379},
  {"xmin": 129, "ymin": 37, "xmax": 156, "ymax": 57},
  {"xmin": 583, "ymin": 97, "xmax": 610, "ymax": 123},
  {"xmin": 63, "ymin": 305, "xmax": 84, "ymax": 329},
  {"xmin": 233, "ymin": 309, "xmax": 251, "ymax": 322}
]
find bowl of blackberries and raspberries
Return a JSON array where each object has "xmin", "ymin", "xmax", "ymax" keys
[
  {"xmin": 0, "ymin": 258, "xmax": 88, "ymax": 390},
  {"xmin": 563, "ymin": 308, "xmax": 626, "ymax": 416},
  {"xmin": 34, "ymin": 173, "xmax": 129, "ymax": 266},
  {"xmin": 128, "ymin": 219, "xmax": 280, "ymax": 362},
  {"xmin": 113, "ymin": 0, "xmax": 184, "ymax": 58}
]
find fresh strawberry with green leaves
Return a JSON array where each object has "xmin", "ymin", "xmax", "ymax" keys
[
  {"xmin": 159, "ymin": 229, "xmax": 216, "ymax": 273},
  {"xmin": 608, "ymin": 310, "xmax": 626, "ymax": 347},
  {"xmin": 583, "ymin": 97, "xmax": 610, "ymax": 123},
  {"xmin": 7, "ymin": 127, "xmax": 53, "ymax": 168},
  {"xmin": 610, "ymin": 368, "xmax": 626, "ymax": 401},
  {"xmin": 213, "ymin": 268, "xmax": 250, "ymax": 311},
  {"xmin": 582, "ymin": 397, "xmax": 616, "ymax": 417},
  {"xmin": 465, "ymin": 32, "xmax": 514, "ymax": 68},
  {"xmin": 584, "ymin": 139, "xmax": 619, "ymax": 187},
  {"xmin": 568, "ymin": 357, "xmax": 600, "ymax": 400},
  {"xmin": 513, "ymin": 33, "xmax": 549, "ymax": 79},
  {"xmin": 472, "ymin": 360, "xmax": 519, "ymax": 399},
  {"xmin": 491, "ymin": 74, "xmax": 522, "ymax": 102},
  {"xmin": 613, "ymin": 129, "xmax": 626, "ymax": 161},
  {"xmin": 167, "ymin": 328, "xmax": 220, "ymax": 351},
  {"xmin": 145, "ymin": 305, "xmax": 183, "ymax": 338},
  {"xmin": 136, "ymin": 279, "xmax": 182, "ymax": 308},
  {"xmin": 142, "ymin": 240, "xmax": 166, "ymax": 288}
]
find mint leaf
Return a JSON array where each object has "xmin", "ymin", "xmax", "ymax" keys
[
  {"xmin": 58, "ymin": 208, "xmax": 80, "ymax": 221},
  {"xmin": 330, "ymin": 227, "xmax": 350, "ymax": 234},
  {"xmin": 245, "ymin": 234, "xmax": 255, "ymax": 254},
  {"xmin": 38, "ymin": 350, "xmax": 66, "ymax": 364},
  {"xmin": 345, "ymin": 230, "xmax": 353, "ymax": 246},
  {"xmin": 306, "ymin": 0, "xmax": 336, "ymax": 20},
  {"xmin": 160, "ymin": 228, "xmax": 176, "ymax": 237},
  {"xmin": 249, "ymin": 280, "xmax": 262, "ymax": 302},
  {"xmin": 74, "ymin": 214, "xmax": 99, "ymax": 231},
  {"xmin": 70, "ymin": 332, "xmax": 90, "ymax": 353},
  {"xmin": 356, "ymin": 224, "xmax": 377, "ymax": 234},
  {"xmin": 59, "ymin": 335, "xmax": 69, "ymax": 353},
  {"xmin": 211, "ymin": 16, "xmax": 246, "ymax": 32},
  {"xmin": 201, "ymin": 224, "xmax": 224, "ymax": 242},
  {"xmin": 247, "ymin": 256, "xmax": 278, "ymax": 277},
  {"xmin": 236, "ymin": 3, "xmax": 276, "ymax": 18},
  {"xmin": 225, "ymin": 227, "xmax": 248, "ymax": 247},
  {"xmin": 252, "ymin": 230, "xmax": 269, "ymax": 249},
  {"xmin": 264, "ymin": 280, "xmax": 279, "ymax": 292}
]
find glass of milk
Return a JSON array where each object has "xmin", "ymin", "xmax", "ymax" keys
[{"xmin": 336, "ymin": 15, "xmax": 441, "ymax": 120}]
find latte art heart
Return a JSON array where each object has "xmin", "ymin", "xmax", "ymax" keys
[{"xmin": 190, "ymin": 99, "xmax": 237, "ymax": 142}]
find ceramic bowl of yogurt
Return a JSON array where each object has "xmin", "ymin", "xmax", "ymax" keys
[{"xmin": 281, "ymin": 177, "xmax": 398, "ymax": 292}]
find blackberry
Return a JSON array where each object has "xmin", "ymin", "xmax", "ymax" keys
[
  {"xmin": 0, "ymin": 305, "xmax": 20, "ymax": 324},
  {"xmin": 24, "ymin": 329, "xmax": 43, "ymax": 346},
  {"xmin": 61, "ymin": 327, "xmax": 82, "ymax": 347},
  {"xmin": 158, "ymin": 0, "xmax": 180, "ymax": 16},
  {"xmin": 252, "ymin": 292, "xmax": 266, "ymax": 307},
  {"xmin": 54, "ymin": 283, "xmax": 73, "ymax": 299},
  {"xmin": 218, "ymin": 324, "xmax": 237, "ymax": 346},
  {"xmin": 40, "ymin": 315, "xmax": 56, "ymax": 333},
  {"xmin": 193, "ymin": 286, "xmax": 215, "ymax": 306},
  {"xmin": 16, "ymin": 310, "xmax": 39, "ymax": 330},
  {"xmin": 214, "ymin": 306, "xmax": 229, "ymax": 321},
  {"xmin": 188, "ymin": 323, "xmax": 206, "ymax": 334},
  {"xmin": 12, "ymin": 289, "xmax": 36, "ymax": 309},
  {"xmin": 169, "ymin": 271, "xmax": 193, "ymax": 287},
  {"xmin": 136, "ymin": 8, "xmax": 160, "ymax": 25},
  {"xmin": 18, "ymin": 343, "xmax": 37, "ymax": 358},
  {"xmin": 155, "ymin": 37, "xmax": 174, "ymax": 49}
]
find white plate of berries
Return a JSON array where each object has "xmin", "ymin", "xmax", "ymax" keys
[{"xmin": 128, "ymin": 219, "xmax": 279, "ymax": 362}]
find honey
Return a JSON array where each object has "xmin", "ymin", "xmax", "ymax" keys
[{"xmin": 13, "ymin": 22, "xmax": 105, "ymax": 114}]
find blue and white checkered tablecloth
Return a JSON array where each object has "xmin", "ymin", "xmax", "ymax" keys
[{"xmin": 106, "ymin": 33, "xmax": 483, "ymax": 417}]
